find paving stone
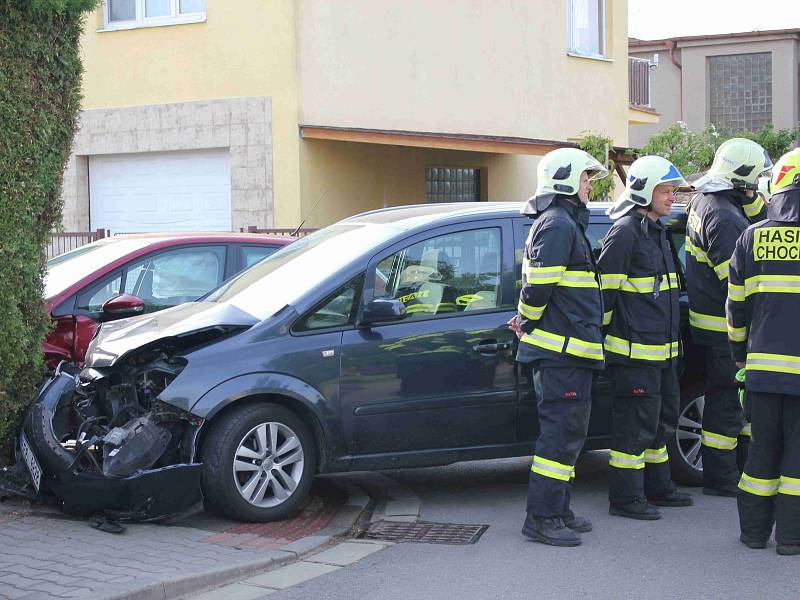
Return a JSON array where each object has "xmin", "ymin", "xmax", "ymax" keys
[
  {"xmin": 191, "ymin": 582, "xmax": 275, "ymax": 600},
  {"xmin": 304, "ymin": 541, "xmax": 387, "ymax": 566},
  {"xmin": 242, "ymin": 562, "xmax": 340, "ymax": 590},
  {"xmin": 381, "ymin": 498, "xmax": 420, "ymax": 517}
]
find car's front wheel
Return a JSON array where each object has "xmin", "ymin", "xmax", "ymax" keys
[
  {"xmin": 668, "ymin": 383, "xmax": 704, "ymax": 486},
  {"xmin": 201, "ymin": 403, "xmax": 316, "ymax": 521}
]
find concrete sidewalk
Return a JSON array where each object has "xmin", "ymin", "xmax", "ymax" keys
[{"xmin": 0, "ymin": 478, "xmax": 370, "ymax": 600}]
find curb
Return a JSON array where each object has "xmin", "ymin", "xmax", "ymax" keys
[{"xmin": 108, "ymin": 478, "xmax": 373, "ymax": 600}]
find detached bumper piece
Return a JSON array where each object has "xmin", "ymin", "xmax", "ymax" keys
[{"xmin": 18, "ymin": 361, "xmax": 203, "ymax": 522}]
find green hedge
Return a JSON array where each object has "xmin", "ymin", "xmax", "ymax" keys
[{"xmin": 0, "ymin": 0, "xmax": 96, "ymax": 454}]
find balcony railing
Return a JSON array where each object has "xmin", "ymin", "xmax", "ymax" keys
[{"xmin": 628, "ymin": 56, "xmax": 651, "ymax": 108}]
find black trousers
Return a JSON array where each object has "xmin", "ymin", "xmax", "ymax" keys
[
  {"xmin": 608, "ymin": 364, "xmax": 679, "ymax": 505},
  {"xmin": 738, "ymin": 391, "xmax": 800, "ymax": 546},
  {"xmin": 702, "ymin": 343, "xmax": 745, "ymax": 489},
  {"xmin": 526, "ymin": 365, "xmax": 593, "ymax": 518}
]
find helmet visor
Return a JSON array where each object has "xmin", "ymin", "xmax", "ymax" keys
[{"xmin": 586, "ymin": 166, "xmax": 610, "ymax": 181}]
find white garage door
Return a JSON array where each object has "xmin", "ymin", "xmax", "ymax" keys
[{"xmin": 89, "ymin": 149, "xmax": 231, "ymax": 233}]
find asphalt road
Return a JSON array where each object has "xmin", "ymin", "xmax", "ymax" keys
[{"xmin": 270, "ymin": 451, "xmax": 797, "ymax": 600}]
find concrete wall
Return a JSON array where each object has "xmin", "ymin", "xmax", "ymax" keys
[
  {"xmin": 296, "ymin": 0, "xmax": 629, "ymax": 145},
  {"xmin": 298, "ymin": 140, "xmax": 541, "ymax": 228},
  {"xmin": 629, "ymin": 49, "xmax": 682, "ymax": 148},
  {"xmin": 77, "ymin": 0, "xmax": 301, "ymax": 227}
]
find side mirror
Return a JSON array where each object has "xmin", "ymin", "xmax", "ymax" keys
[
  {"xmin": 101, "ymin": 293, "xmax": 145, "ymax": 320},
  {"xmin": 359, "ymin": 298, "xmax": 407, "ymax": 327}
]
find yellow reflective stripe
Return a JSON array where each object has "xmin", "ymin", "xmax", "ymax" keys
[
  {"xmin": 631, "ymin": 342, "xmax": 670, "ymax": 362},
  {"xmin": 523, "ymin": 261, "xmax": 566, "ymax": 284},
  {"xmin": 740, "ymin": 422, "xmax": 752, "ymax": 437},
  {"xmin": 686, "ymin": 236, "xmax": 713, "ymax": 266},
  {"xmin": 603, "ymin": 310, "xmax": 613, "ymax": 326},
  {"xmin": 728, "ymin": 282, "xmax": 745, "ymax": 302},
  {"xmin": 558, "ymin": 270, "xmax": 599, "ymax": 289},
  {"xmin": 744, "ymin": 274, "xmax": 800, "ymax": 297},
  {"xmin": 779, "ymin": 475, "xmax": 800, "ymax": 496},
  {"xmin": 742, "ymin": 195, "xmax": 765, "ymax": 218},
  {"xmin": 619, "ymin": 275, "xmax": 673, "ymax": 294},
  {"xmin": 601, "ymin": 274, "xmax": 627, "ymax": 290},
  {"xmin": 609, "ymin": 450, "xmax": 645, "ymax": 470},
  {"xmin": 728, "ymin": 323, "xmax": 747, "ymax": 343},
  {"xmin": 714, "ymin": 259, "xmax": 730, "ymax": 281},
  {"xmin": 668, "ymin": 272, "xmax": 679, "ymax": 289},
  {"xmin": 531, "ymin": 455, "xmax": 573, "ymax": 482},
  {"xmin": 520, "ymin": 328, "xmax": 565, "ymax": 353},
  {"xmin": 746, "ymin": 352, "xmax": 800, "ymax": 375},
  {"xmin": 644, "ymin": 446, "xmax": 669, "ymax": 464},
  {"xmin": 518, "ymin": 301, "xmax": 545, "ymax": 320},
  {"xmin": 739, "ymin": 473, "xmax": 779, "ymax": 497},
  {"xmin": 604, "ymin": 335, "xmax": 630, "ymax": 356},
  {"xmin": 670, "ymin": 341, "xmax": 680, "ymax": 358},
  {"xmin": 701, "ymin": 429, "xmax": 738, "ymax": 450},
  {"xmin": 570, "ymin": 467, "xmax": 576, "ymax": 480},
  {"xmin": 565, "ymin": 337, "xmax": 604, "ymax": 361},
  {"xmin": 689, "ymin": 310, "xmax": 728, "ymax": 333},
  {"xmin": 405, "ymin": 304, "xmax": 437, "ymax": 313}
]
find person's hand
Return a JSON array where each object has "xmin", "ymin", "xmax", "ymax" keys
[
  {"xmin": 736, "ymin": 362, "xmax": 745, "ymax": 369},
  {"xmin": 507, "ymin": 315, "xmax": 524, "ymax": 339}
]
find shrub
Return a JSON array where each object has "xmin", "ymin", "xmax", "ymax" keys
[
  {"xmin": 0, "ymin": 0, "xmax": 96, "ymax": 455},
  {"xmin": 578, "ymin": 131, "xmax": 616, "ymax": 201}
]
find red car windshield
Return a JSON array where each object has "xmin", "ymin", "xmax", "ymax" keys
[{"xmin": 45, "ymin": 238, "xmax": 156, "ymax": 300}]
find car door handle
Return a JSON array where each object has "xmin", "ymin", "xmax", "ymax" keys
[{"xmin": 472, "ymin": 341, "xmax": 511, "ymax": 353}]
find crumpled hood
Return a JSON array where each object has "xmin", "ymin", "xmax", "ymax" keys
[
  {"xmin": 85, "ymin": 301, "xmax": 260, "ymax": 367},
  {"xmin": 767, "ymin": 190, "xmax": 800, "ymax": 223},
  {"xmin": 691, "ymin": 173, "xmax": 732, "ymax": 194}
]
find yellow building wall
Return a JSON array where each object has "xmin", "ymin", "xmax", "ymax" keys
[
  {"xmin": 79, "ymin": 0, "xmax": 302, "ymax": 226},
  {"xmin": 298, "ymin": 139, "xmax": 542, "ymax": 227}
]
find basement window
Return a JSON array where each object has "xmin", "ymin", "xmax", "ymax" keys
[{"xmin": 102, "ymin": 0, "xmax": 206, "ymax": 31}]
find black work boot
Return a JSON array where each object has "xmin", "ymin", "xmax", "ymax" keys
[
  {"xmin": 647, "ymin": 491, "xmax": 694, "ymax": 507},
  {"xmin": 776, "ymin": 544, "xmax": 800, "ymax": 556},
  {"xmin": 562, "ymin": 509, "xmax": 592, "ymax": 533},
  {"xmin": 703, "ymin": 485, "xmax": 739, "ymax": 497},
  {"xmin": 739, "ymin": 533, "xmax": 767, "ymax": 549},
  {"xmin": 522, "ymin": 515, "xmax": 582, "ymax": 547},
  {"xmin": 609, "ymin": 499, "xmax": 662, "ymax": 520}
]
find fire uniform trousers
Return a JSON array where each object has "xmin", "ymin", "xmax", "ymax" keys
[
  {"xmin": 727, "ymin": 194, "xmax": 800, "ymax": 544},
  {"xmin": 516, "ymin": 195, "xmax": 604, "ymax": 518},
  {"xmin": 598, "ymin": 212, "xmax": 681, "ymax": 504},
  {"xmin": 686, "ymin": 190, "xmax": 765, "ymax": 489}
]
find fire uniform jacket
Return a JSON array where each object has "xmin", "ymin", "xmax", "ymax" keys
[
  {"xmin": 516, "ymin": 196, "xmax": 604, "ymax": 369},
  {"xmin": 686, "ymin": 190, "xmax": 767, "ymax": 345},
  {"xmin": 598, "ymin": 212, "xmax": 681, "ymax": 366},
  {"xmin": 727, "ymin": 193, "xmax": 800, "ymax": 395}
]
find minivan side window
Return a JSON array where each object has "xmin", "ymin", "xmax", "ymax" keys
[
  {"xmin": 374, "ymin": 228, "xmax": 502, "ymax": 318},
  {"xmin": 293, "ymin": 274, "xmax": 365, "ymax": 333}
]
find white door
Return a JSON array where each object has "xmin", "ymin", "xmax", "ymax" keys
[{"xmin": 89, "ymin": 149, "xmax": 231, "ymax": 233}]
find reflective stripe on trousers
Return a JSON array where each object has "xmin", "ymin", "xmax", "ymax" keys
[
  {"xmin": 644, "ymin": 446, "xmax": 669, "ymax": 464},
  {"xmin": 739, "ymin": 472, "xmax": 779, "ymax": 497},
  {"xmin": 779, "ymin": 475, "xmax": 800, "ymax": 496},
  {"xmin": 609, "ymin": 450, "xmax": 645, "ymax": 470},
  {"xmin": 690, "ymin": 310, "xmax": 727, "ymax": 333},
  {"xmin": 531, "ymin": 455, "xmax": 574, "ymax": 482},
  {"xmin": 701, "ymin": 429, "xmax": 738, "ymax": 451}
]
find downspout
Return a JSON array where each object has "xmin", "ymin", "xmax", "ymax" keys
[{"xmin": 666, "ymin": 39, "xmax": 683, "ymax": 121}]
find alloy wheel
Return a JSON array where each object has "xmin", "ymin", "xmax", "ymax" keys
[
  {"xmin": 232, "ymin": 421, "xmax": 305, "ymax": 508},
  {"xmin": 676, "ymin": 393, "xmax": 704, "ymax": 475}
]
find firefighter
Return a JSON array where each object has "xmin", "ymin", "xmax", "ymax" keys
[
  {"xmin": 685, "ymin": 138, "xmax": 772, "ymax": 496},
  {"xmin": 509, "ymin": 147, "xmax": 607, "ymax": 546},
  {"xmin": 727, "ymin": 148, "xmax": 800, "ymax": 555},
  {"xmin": 599, "ymin": 156, "xmax": 694, "ymax": 519}
]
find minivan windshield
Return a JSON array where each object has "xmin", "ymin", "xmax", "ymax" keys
[{"xmin": 206, "ymin": 222, "xmax": 394, "ymax": 321}]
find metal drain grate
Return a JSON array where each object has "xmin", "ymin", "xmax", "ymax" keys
[{"xmin": 361, "ymin": 520, "xmax": 488, "ymax": 545}]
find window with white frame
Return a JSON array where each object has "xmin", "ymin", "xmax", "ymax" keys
[
  {"xmin": 567, "ymin": 0, "xmax": 605, "ymax": 58},
  {"xmin": 103, "ymin": 0, "xmax": 206, "ymax": 30}
]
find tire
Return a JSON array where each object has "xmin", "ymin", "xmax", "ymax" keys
[
  {"xmin": 200, "ymin": 403, "xmax": 317, "ymax": 521},
  {"xmin": 667, "ymin": 382, "xmax": 705, "ymax": 486}
]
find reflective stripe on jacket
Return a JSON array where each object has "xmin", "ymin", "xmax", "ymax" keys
[
  {"xmin": 598, "ymin": 211, "xmax": 681, "ymax": 367},
  {"xmin": 726, "ymin": 190, "xmax": 800, "ymax": 395},
  {"xmin": 516, "ymin": 196, "xmax": 604, "ymax": 368},
  {"xmin": 686, "ymin": 190, "xmax": 766, "ymax": 346}
]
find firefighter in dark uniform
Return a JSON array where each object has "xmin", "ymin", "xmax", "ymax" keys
[
  {"xmin": 599, "ymin": 156, "xmax": 694, "ymax": 520},
  {"xmin": 685, "ymin": 138, "xmax": 772, "ymax": 496},
  {"xmin": 508, "ymin": 148, "xmax": 607, "ymax": 547},
  {"xmin": 727, "ymin": 148, "xmax": 800, "ymax": 555}
]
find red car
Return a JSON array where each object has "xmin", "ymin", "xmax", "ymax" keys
[{"xmin": 44, "ymin": 233, "xmax": 291, "ymax": 365}]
